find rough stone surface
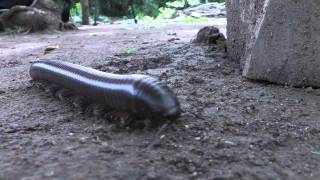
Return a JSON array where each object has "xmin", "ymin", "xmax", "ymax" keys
[
  {"xmin": 226, "ymin": 0, "xmax": 266, "ymax": 66},
  {"xmin": 227, "ymin": 0, "xmax": 320, "ymax": 87},
  {"xmin": 244, "ymin": 0, "xmax": 320, "ymax": 87},
  {"xmin": 0, "ymin": 0, "xmax": 76, "ymax": 32},
  {"xmin": 193, "ymin": 26, "xmax": 226, "ymax": 46},
  {"xmin": 182, "ymin": 2, "xmax": 226, "ymax": 18}
]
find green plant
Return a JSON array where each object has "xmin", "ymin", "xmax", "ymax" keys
[
  {"xmin": 132, "ymin": 0, "xmax": 160, "ymax": 18},
  {"xmin": 212, "ymin": 0, "xmax": 225, "ymax": 3},
  {"xmin": 187, "ymin": 0, "xmax": 201, "ymax": 6},
  {"xmin": 138, "ymin": 15, "xmax": 155, "ymax": 23},
  {"xmin": 70, "ymin": 2, "xmax": 82, "ymax": 17},
  {"xmin": 156, "ymin": 7, "xmax": 176, "ymax": 20},
  {"xmin": 70, "ymin": 2, "xmax": 82, "ymax": 24},
  {"xmin": 166, "ymin": 0, "xmax": 201, "ymax": 9},
  {"xmin": 182, "ymin": 17, "xmax": 209, "ymax": 24},
  {"xmin": 166, "ymin": 0, "xmax": 185, "ymax": 9},
  {"xmin": 119, "ymin": 48, "xmax": 139, "ymax": 55}
]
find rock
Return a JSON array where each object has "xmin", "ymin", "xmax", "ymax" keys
[
  {"xmin": 305, "ymin": 87, "xmax": 313, "ymax": 93},
  {"xmin": 182, "ymin": 2, "xmax": 226, "ymax": 18},
  {"xmin": 188, "ymin": 76, "xmax": 205, "ymax": 84},
  {"xmin": 227, "ymin": 0, "xmax": 320, "ymax": 87},
  {"xmin": 203, "ymin": 107, "xmax": 219, "ymax": 117},
  {"xmin": 0, "ymin": 0, "xmax": 76, "ymax": 32},
  {"xmin": 314, "ymin": 89, "xmax": 320, "ymax": 96},
  {"xmin": 193, "ymin": 26, "xmax": 226, "ymax": 51},
  {"xmin": 259, "ymin": 90, "xmax": 266, "ymax": 97},
  {"xmin": 146, "ymin": 67, "xmax": 173, "ymax": 77}
]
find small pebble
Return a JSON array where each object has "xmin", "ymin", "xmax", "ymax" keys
[
  {"xmin": 259, "ymin": 91, "xmax": 265, "ymax": 97},
  {"xmin": 305, "ymin": 87, "xmax": 313, "ymax": 93},
  {"xmin": 224, "ymin": 140, "xmax": 235, "ymax": 145}
]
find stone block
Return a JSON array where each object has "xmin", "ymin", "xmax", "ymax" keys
[
  {"xmin": 227, "ymin": 0, "xmax": 320, "ymax": 87},
  {"xmin": 226, "ymin": 0, "xmax": 265, "ymax": 66}
]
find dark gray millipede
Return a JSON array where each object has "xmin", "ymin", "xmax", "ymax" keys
[{"xmin": 29, "ymin": 60, "xmax": 180, "ymax": 120}]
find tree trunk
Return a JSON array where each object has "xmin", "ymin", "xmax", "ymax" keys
[
  {"xmin": 93, "ymin": 0, "xmax": 99, "ymax": 25},
  {"xmin": 81, "ymin": 0, "xmax": 89, "ymax": 25}
]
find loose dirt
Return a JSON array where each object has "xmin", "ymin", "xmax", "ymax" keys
[{"xmin": 0, "ymin": 20, "xmax": 320, "ymax": 180}]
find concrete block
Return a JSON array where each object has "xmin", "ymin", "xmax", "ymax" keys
[
  {"xmin": 243, "ymin": 0, "xmax": 320, "ymax": 87},
  {"xmin": 227, "ymin": 0, "xmax": 320, "ymax": 87},
  {"xmin": 226, "ymin": 0, "xmax": 265, "ymax": 66}
]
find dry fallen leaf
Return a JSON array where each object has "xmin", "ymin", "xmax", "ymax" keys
[{"xmin": 44, "ymin": 45, "xmax": 59, "ymax": 54}]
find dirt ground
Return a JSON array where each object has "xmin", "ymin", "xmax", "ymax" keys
[{"xmin": 1, "ymin": 19, "xmax": 320, "ymax": 180}]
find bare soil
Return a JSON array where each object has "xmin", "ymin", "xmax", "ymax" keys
[{"xmin": 0, "ymin": 20, "xmax": 320, "ymax": 180}]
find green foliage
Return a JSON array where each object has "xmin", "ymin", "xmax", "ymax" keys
[
  {"xmin": 96, "ymin": 0, "xmax": 219, "ymax": 19},
  {"xmin": 132, "ymin": 0, "xmax": 160, "ymax": 18},
  {"xmin": 166, "ymin": 0, "xmax": 201, "ymax": 9},
  {"xmin": 137, "ymin": 15, "xmax": 155, "ymax": 23},
  {"xmin": 69, "ymin": 2, "xmax": 82, "ymax": 24},
  {"xmin": 213, "ymin": 0, "xmax": 225, "ymax": 3},
  {"xmin": 70, "ymin": 2, "xmax": 82, "ymax": 17},
  {"xmin": 68, "ymin": 0, "xmax": 225, "ymax": 24},
  {"xmin": 166, "ymin": 1, "xmax": 185, "ymax": 9},
  {"xmin": 182, "ymin": 17, "xmax": 209, "ymax": 24},
  {"xmin": 119, "ymin": 48, "xmax": 139, "ymax": 55},
  {"xmin": 156, "ymin": 7, "xmax": 176, "ymax": 20},
  {"xmin": 187, "ymin": 0, "xmax": 201, "ymax": 6}
]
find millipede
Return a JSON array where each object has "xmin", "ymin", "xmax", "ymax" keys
[{"xmin": 29, "ymin": 60, "xmax": 180, "ymax": 121}]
